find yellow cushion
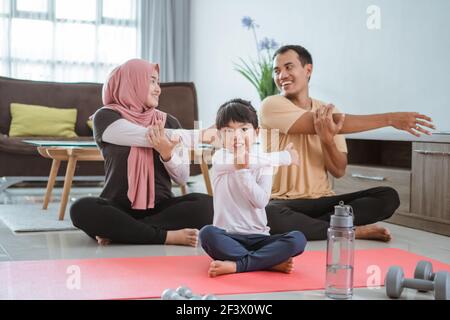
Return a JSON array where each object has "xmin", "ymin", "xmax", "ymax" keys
[
  {"xmin": 87, "ymin": 119, "xmax": 93, "ymax": 130},
  {"xmin": 9, "ymin": 103, "xmax": 78, "ymax": 138}
]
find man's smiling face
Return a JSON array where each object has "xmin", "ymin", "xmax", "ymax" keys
[{"xmin": 273, "ymin": 49, "xmax": 313, "ymax": 98}]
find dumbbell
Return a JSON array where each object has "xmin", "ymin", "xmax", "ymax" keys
[
  {"xmin": 414, "ymin": 260, "xmax": 438, "ymax": 292},
  {"xmin": 161, "ymin": 288, "xmax": 187, "ymax": 300},
  {"xmin": 176, "ymin": 286, "xmax": 218, "ymax": 300},
  {"xmin": 385, "ymin": 266, "xmax": 449, "ymax": 300},
  {"xmin": 414, "ymin": 260, "xmax": 437, "ymax": 281},
  {"xmin": 414, "ymin": 261, "xmax": 450, "ymax": 293}
]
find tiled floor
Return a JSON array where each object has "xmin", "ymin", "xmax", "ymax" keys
[{"xmin": 1, "ymin": 176, "xmax": 449, "ymax": 300}]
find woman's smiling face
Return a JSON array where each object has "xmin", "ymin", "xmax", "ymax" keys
[{"xmin": 145, "ymin": 69, "xmax": 161, "ymax": 109}]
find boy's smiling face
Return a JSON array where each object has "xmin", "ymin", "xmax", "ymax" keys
[{"xmin": 220, "ymin": 121, "xmax": 259, "ymax": 152}]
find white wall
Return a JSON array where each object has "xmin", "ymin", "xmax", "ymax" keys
[{"xmin": 190, "ymin": 0, "xmax": 450, "ymax": 132}]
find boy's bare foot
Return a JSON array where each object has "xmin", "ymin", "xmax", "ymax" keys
[
  {"xmin": 270, "ymin": 258, "xmax": 294, "ymax": 273},
  {"xmin": 165, "ymin": 229, "xmax": 199, "ymax": 247},
  {"xmin": 355, "ymin": 224, "xmax": 392, "ymax": 242},
  {"xmin": 208, "ymin": 261, "xmax": 237, "ymax": 277},
  {"xmin": 96, "ymin": 236, "xmax": 111, "ymax": 246}
]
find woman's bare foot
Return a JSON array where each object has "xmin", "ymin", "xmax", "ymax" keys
[
  {"xmin": 165, "ymin": 229, "xmax": 199, "ymax": 247},
  {"xmin": 95, "ymin": 236, "xmax": 111, "ymax": 246},
  {"xmin": 270, "ymin": 258, "xmax": 294, "ymax": 273},
  {"xmin": 208, "ymin": 260, "xmax": 237, "ymax": 277},
  {"xmin": 355, "ymin": 224, "xmax": 392, "ymax": 242}
]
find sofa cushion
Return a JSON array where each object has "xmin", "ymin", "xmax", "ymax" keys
[
  {"xmin": 9, "ymin": 103, "xmax": 78, "ymax": 138},
  {"xmin": 87, "ymin": 119, "xmax": 93, "ymax": 130}
]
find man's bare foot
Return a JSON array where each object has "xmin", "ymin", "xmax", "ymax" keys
[
  {"xmin": 165, "ymin": 229, "xmax": 199, "ymax": 247},
  {"xmin": 355, "ymin": 224, "xmax": 392, "ymax": 242},
  {"xmin": 96, "ymin": 236, "xmax": 111, "ymax": 246},
  {"xmin": 208, "ymin": 260, "xmax": 237, "ymax": 277},
  {"xmin": 270, "ymin": 258, "xmax": 294, "ymax": 273}
]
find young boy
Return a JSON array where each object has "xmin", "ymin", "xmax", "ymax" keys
[{"xmin": 199, "ymin": 99, "xmax": 307, "ymax": 278}]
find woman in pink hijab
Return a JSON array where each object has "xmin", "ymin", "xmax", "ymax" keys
[{"xmin": 70, "ymin": 59, "xmax": 213, "ymax": 246}]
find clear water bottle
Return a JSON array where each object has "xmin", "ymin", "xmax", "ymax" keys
[{"xmin": 325, "ymin": 201, "xmax": 355, "ymax": 299}]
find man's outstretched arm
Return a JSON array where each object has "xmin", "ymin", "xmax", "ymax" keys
[{"xmin": 288, "ymin": 105, "xmax": 435, "ymax": 137}]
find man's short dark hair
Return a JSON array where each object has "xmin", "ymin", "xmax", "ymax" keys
[
  {"xmin": 273, "ymin": 45, "xmax": 313, "ymax": 67},
  {"xmin": 216, "ymin": 99, "xmax": 258, "ymax": 130}
]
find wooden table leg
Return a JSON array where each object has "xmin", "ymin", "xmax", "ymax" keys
[
  {"xmin": 180, "ymin": 184, "xmax": 187, "ymax": 196},
  {"xmin": 43, "ymin": 159, "xmax": 61, "ymax": 210},
  {"xmin": 200, "ymin": 161, "xmax": 213, "ymax": 196},
  {"xmin": 59, "ymin": 155, "xmax": 77, "ymax": 221}
]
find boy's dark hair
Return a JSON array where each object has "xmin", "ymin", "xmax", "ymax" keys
[
  {"xmin": 273, "ymin": 45, "xmax": 313, "ymax": 67},
  {"xmin": 215, "ymin": 99, "xmax": 258, "ymax": 130}
]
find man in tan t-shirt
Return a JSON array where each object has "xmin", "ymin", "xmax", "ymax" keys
[{"xmin": 260, "ymin": 45, "xmax": 435, "ymax": 241}]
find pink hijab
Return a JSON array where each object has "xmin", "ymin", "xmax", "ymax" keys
[{"xmin": 102, "ymin": 59, "xmax": 167, "ymax": 210}]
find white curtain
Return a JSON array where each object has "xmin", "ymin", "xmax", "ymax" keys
[
  {"xmin": 140, "ymin": 0, "xmax": 190, "ymax": 82},
  {"xmin": 0, "ymin": 0, "xmax": 139, "ymax": 83}
]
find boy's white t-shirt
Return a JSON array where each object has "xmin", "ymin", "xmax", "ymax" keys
[{"xmin": 211, "ymin": 147, "xmax": 292, "ymax": 235}]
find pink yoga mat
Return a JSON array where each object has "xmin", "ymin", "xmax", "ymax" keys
[{"xmin": 1, "ymin": 248, "xmax": 449, "ymax": 300}]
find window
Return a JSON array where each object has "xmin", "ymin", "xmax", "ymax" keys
[
  {"xmin": 0, "ymin": 0, "xmax": 10, "ymax": 76},
  {"xmin": 0, "ymin": 0, "xmax": 10, "ymax": 14},
  {"xmin": 56, "ymin": 0, "xmax": 97, "ymax": 21},
  {"xmin": 103, "ymin": 0, "xmax": 136, "ymax": 20},
  {"xmin": 0, "ymin": 0, "xmax": 138, "ymax": 82},
  {"xmin": 16, "ymin": 0, "xmax": 48, "ymax": 14}
]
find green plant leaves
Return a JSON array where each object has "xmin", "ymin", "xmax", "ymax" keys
[{"xmin": 234, "ymin": 55, "xmax": 279, "ymax": 101}]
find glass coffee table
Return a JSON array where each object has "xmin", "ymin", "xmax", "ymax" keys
[{"xmin": 24, "ymin": 141, "xmax": 215, "ymax": 221}]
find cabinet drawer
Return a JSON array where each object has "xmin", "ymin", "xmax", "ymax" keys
[{"xmin": 333, "ymin": 165, "xmax": 411, "ymax": 212}]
